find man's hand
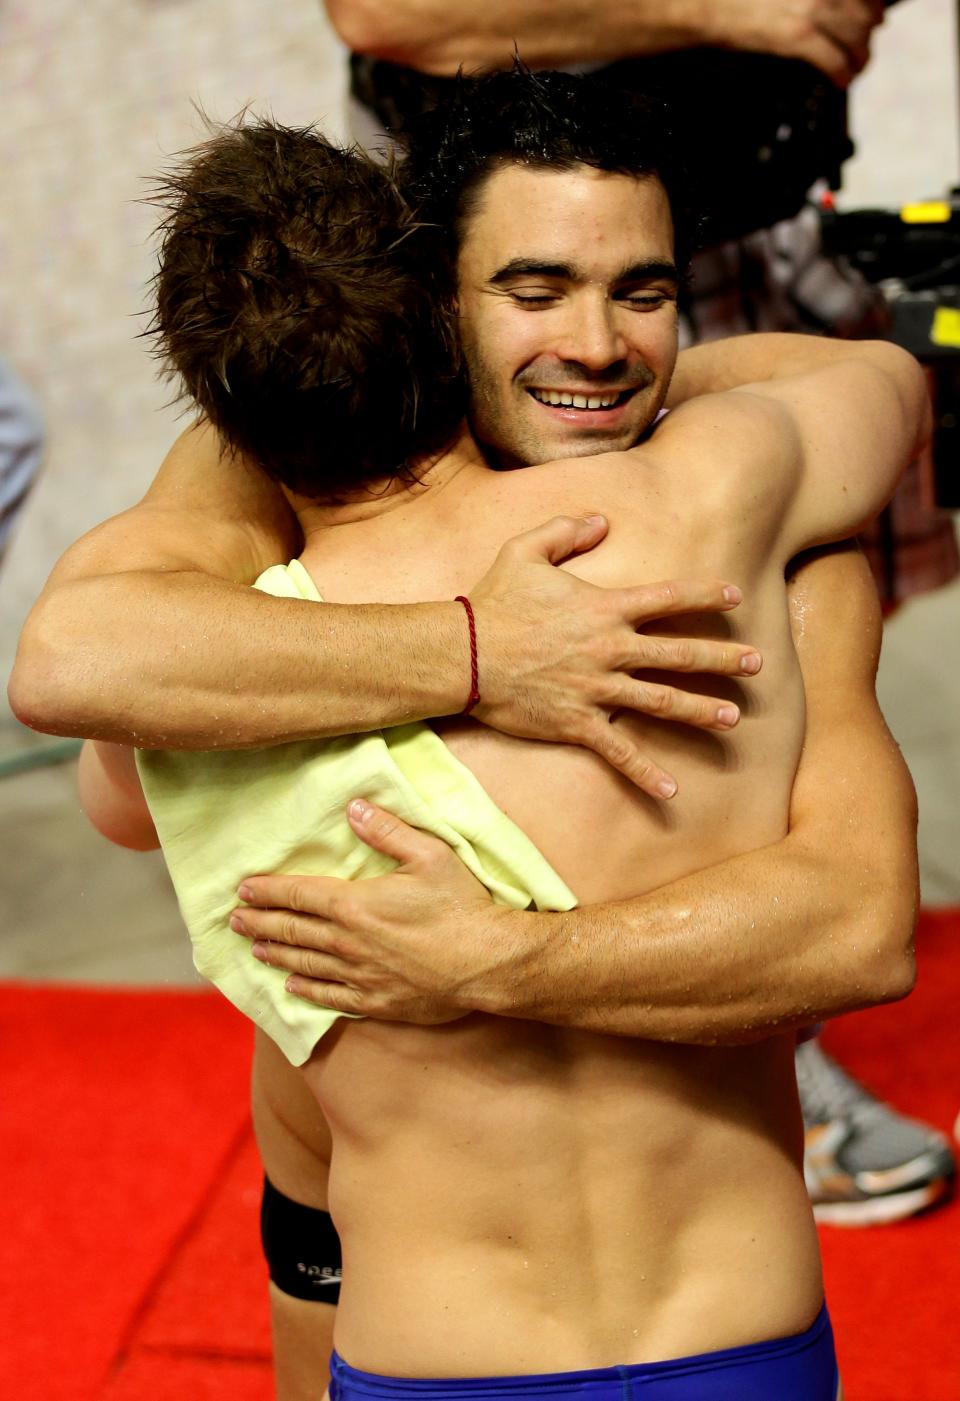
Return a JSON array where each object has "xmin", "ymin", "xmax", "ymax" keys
[
  {"xmin": 329, "ymin": 0, "xmax": 883, "ymax": 80},
  {"xmin": 710, "ymin": 0, "xmax": 885, "ymax": 87},
  {"xmin": 471, "ymin": 515, "xmax": 761, "ymax": 798},
  {"xmin": 231, "ymin": 800, "xmax": 507, "ymax": 1024}
]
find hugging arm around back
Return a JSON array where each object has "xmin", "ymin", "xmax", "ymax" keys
[
  {"xmin": 253, "ymin": 542, "xmax": 917, "ymax": 1043},
  {"xmin": 479, "ymin": 542, "xmax": 918, "ymax": 1041},
  {"xmin": 9, "ymin": 419, "xmax": 767, "ymax": 795},
  {"xmin": 9, "ymin": 421, "xmax": 471, "ymax": 749}
]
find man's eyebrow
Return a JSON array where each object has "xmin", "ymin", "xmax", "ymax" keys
[
  {"xmin": 488, "ymin": 259, "xmax": 574, "ymax": 284},
  {"xmin": 488, "ymin": 257, "xmax": 680, "ymax": 287},
  {"xmin": 617, "ymin": 260, "xmax": 680, "ymax": 287}
]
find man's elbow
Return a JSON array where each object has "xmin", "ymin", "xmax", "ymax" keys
[
  {"xmin": 864, "ymin": 937, "xmax": 917, "ymax": 1008},
  {"xmin": 8, "ymin": 605, "xmax": 91, "ymax": 737},
  {"xmin": 861, "ymin": 340, "xmax": 932, "ymax": 462},
  {"xmin": 8, "ymin": 634, "xmax": 58, "ymax": 734},
  {"xmin": 848, "ymin": 882, "xmax": 919, "ymax": 1010}
]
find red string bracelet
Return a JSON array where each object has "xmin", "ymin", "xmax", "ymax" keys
[{"xmin": 454, "ymin": 595, "xmax": 481, "ymax": 715}]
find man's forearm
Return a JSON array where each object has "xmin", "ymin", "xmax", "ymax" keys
[
  {"xmin": 466, "ymin": 546, "xmax": 918, "ymax": 1042},
  {"xmin": 667, "ymin": 333, "xmax": 899, "ymax": 408},
  {"xmin": 329, "ymin": 0, "xmax": 713, "ymax": 74},
  {"xmin": 12, "ymin": 569, "xmax": 467, "ymax": 747},
  {"xmin": 241, "ymin": 687, "xmax": 917, "ymax": 1039},
  {"xmin": 478, "ymin": 817, "xmax": 915, "ymax": 1044}
]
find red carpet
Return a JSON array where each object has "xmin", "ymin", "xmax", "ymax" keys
[
  {"xmin": 818, "ymin": 907, "xmax": 960, "ymax": 1401},
  {"xmin": 2, "ymin": 910, "xmax": 958, "ymax": 1401},
  {"xmin": 1, "ymin": 985, "xmax": 271, "ymax": 1401}
]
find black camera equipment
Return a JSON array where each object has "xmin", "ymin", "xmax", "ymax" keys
[{"xmin": 821, "ymin": 192, "xmax": 960, "ymax": 510}]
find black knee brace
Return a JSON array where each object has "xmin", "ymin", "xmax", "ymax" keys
[{"xmin": 260, "ymin": 1174, "xmax": 343, "ymax": 1303}]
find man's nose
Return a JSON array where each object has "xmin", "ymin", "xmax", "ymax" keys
[{"xmin": 557, "ymin": 296, "xmax": 627, "ymax": 373}]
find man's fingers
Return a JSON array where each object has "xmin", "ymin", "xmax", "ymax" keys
[
  {"xmin": 497, "ymin": 514, "xmax": 609, "ymax": 567},
  {"xmin": 252, "ymin": 938, "xmax": 348, "ymax": 984},
  {"xmin": 579, "ymin": 717, "xmax": 678, "ymax": 799},
  {"xmin": 632, "ymin": 633, "xmax": 762, "ymax": 678},
  {"xmin": 237, "ymin": 872, "xmax": 340, "ymax": 915},
  {"xmin": 232, "ymin": 905, "xmax": 335, "ymax": 949},
  {"xmin": 346, "ymin": 798, "xmax": 447, "ymax": 868},
  {"xmin": 284, "ymin": 975, "xmax": 367, "ymax": 1015},
  {"xmin": 793, "ymin": 29, "xmax": 855, "ymax": 85},
  {"xmin": 611, "ymin": 678, "xmax": 741, "ymax": 731},
  {"xmin": 617, "ymin": 580, "xmax": 743, "ymax": 625}
]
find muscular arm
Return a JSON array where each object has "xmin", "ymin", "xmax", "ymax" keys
[
  {"xmin": 8, "ymin": 418, "xmax": 763, "ymax": 794},
  {"xmin": 240, "ymin": 543, "xmax": 918, "ymax": 1041},
  {"xmin": 327, "ymin": 0, "xmax": 881, "ymax": 85},
  {"xmin": 9, "ymin": 421, "xmax": 473, "ymax": 749},
  {"xmin": 475, "ymin": 545, "xmax": 919, "ymax": 1040},
  {"xmin": 671, "ymin": 332, "xmax": 931, "ymax": 552}
]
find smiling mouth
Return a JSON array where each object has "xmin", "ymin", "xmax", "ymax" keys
[{"xmin": 527, "ymin": 387, "xmax": 636, "ymax": 411}]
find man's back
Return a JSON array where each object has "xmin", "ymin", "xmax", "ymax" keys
[
  {"xmin": 293, "ymin": 393, "xmax": 830, "ymax": 1374},
  {"xmin": 299, "ymin": 396, "xmax": 810, "ymax": 898}
]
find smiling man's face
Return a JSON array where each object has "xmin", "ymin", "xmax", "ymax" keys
[{"xmin": 456, "ymin": 162, "xmax": 680, "ymax": 469}]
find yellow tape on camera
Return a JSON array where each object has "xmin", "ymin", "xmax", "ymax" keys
[
  {"xmin": 931, "ymin": 307, "xmax": 960, "ymax": 349},
  {"xmin": 900, "ymin": 201, "xmax": 951, "ymax": 224}
]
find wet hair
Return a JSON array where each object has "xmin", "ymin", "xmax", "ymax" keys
[
  {"xmin": 149, "ymin": 116, "xmax": 465, "ymax": 498},
  {"xmin": 399, "ymin": 63, "xmax": 698, "ymax": 275}
]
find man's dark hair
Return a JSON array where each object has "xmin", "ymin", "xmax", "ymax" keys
[
  {"xmin": 149, "ymin": 117, "xmax": 465, "ymax": 498},
  {"xmin": 399, "ymin": 64, "xmax": 698, "ymax": 275}
]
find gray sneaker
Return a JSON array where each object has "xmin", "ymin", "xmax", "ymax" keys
[{"xmin": 796, "ymin": 1038, "xmax": 955, "ymax": 1226}]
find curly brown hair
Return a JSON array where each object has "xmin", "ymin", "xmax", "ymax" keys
[{"xmin": 149, "ymin": 116, "xmax": 465, "ymax": 498}]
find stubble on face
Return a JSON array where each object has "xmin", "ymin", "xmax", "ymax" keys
[{"xmin": 455, "ymin": 164, "xmax": 680, "ymax": 470}]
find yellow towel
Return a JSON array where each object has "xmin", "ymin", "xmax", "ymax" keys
[{"xmin": 137, "ymin": 559, "xmax": 576, "ymax": 1065}]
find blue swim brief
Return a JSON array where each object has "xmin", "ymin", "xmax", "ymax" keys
[{"xmin": 329, "ymin": 1303, "xmax": 838, "ymax": 1401}]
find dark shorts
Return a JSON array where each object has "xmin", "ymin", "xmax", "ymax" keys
[{"xmin": 329, "ymin": 1303, "xmax": 838, "ymax": 1401}]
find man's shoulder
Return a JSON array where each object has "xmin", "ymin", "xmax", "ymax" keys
[
  {"xmin": 646, "ymin": 391, "xmax": 804, "ymax": 499},
  {"xmin": 658, "ymin": 388, "xmax": 799, "ymax": 450}
]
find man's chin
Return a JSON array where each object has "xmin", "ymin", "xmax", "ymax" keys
[
  {"xmin": 525, "ymin": 417, "xmax": 655, "ymax": 464},
  {"xmin": 474, "ymin": 401, "xmax": 660, "ymax": 469},
  {"xmin": 539, "ymin": 430, "xmax": 639, "ymax": 460}
]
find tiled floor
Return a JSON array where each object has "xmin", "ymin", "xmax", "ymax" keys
[{"xmin": 1, "ymin": 0, "xmax": 958, "ymax": 988}]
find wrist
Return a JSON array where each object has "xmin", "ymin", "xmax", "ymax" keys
[
  {"xmin": 463, "ymin": 907, "xmax": 557, "ymax": 1019},
  {"xmin": 398, "ymin": 600, "xmax": 473, "ymax": 720}
]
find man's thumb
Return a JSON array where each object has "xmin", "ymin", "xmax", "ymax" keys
[
  {"xmin": 347, "ymin": 798, "xmax": 433, "ymax": 866},
  {"xmin": 504, "ymin": 513, "xmax": 608, "ymax": 566}
]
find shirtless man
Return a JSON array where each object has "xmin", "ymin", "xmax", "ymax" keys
[{"xmin": 71, "ymin": 72, "xmax": 923, "ymax": 1399}]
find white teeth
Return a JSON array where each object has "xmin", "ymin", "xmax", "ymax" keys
[{"xmin": 531, "ymin": 388, "xmax": 624, "ymax": 409}]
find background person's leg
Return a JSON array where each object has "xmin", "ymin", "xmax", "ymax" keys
[{"xmin": 0, "ymin": 357, "xmax": 44, "ymax": 567}]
